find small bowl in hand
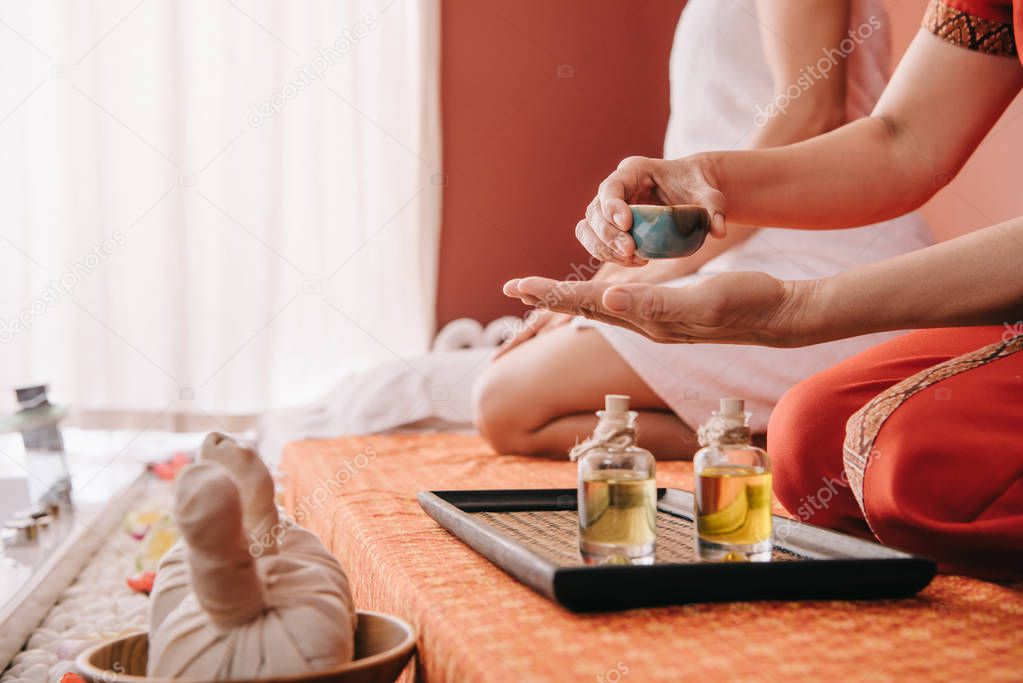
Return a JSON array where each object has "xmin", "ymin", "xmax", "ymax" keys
[{"xmin": 628, "ymin": 204, "xmax": 710, "ymax": 259}]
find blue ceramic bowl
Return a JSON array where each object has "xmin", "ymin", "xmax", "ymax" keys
[{"xmin": 628, "ymin": 204, "xmax": 711, "ymax": 259}]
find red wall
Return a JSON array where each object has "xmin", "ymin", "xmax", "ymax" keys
[
  {"xmin": 436, "ymin": 0, "xmax": 1023, "ymax": 327},
  {"xmin": 436, "ymin": 0, "xmax": 683, "ymax": 327}
]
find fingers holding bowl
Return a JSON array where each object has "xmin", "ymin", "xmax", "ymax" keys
[
  {"xmin": 597, "ymin": 173, "xmax": 635, "ymax": 233},
  {"xmin": 575, "ymin": 219, "xmax": 619, "ymax": 266},
  {"xmin": 586, "ymin": 198, "xmax": 633, "ymax": 260},
  {"xmin": 573, "ymin": 161, "xmax": 659, "ymax": 267}
]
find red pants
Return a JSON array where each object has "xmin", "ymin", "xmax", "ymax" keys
[{"xmin": 769, "ymin": 327, "xmax": 1023, "ymax": 580}]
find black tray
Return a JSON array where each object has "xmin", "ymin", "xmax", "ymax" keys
[{"xmin": 417, "ymin": 488, "xmax": 936, "ymax": 612}]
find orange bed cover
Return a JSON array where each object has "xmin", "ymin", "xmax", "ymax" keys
[{"xmin": 280, "ymin": 433, "xmax": 1023, "ymax": 683}]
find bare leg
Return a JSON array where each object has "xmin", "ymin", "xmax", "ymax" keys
[
  {"xmin": 526, "ymin": 410, "xmax": 699, "ymax": 460},
  {"xmin": 474, "ymin": 326, "xmax": 698, "ymax": 459}
]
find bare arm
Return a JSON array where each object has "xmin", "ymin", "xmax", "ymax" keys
[
  {"xmin": 711, "ymin": 30, "xmax": 1023, "ymax": 229},
  {"xmin": 668, "ymin": 0, "xmax": 850, "ymax": 268},
  {"xmin": 752, "ymin": 0, "xmax": 850, "ymax": 144},
  {"xmin": 800, "ymin": 218, "xmax": 1023, "ymax": 340},
  {"xmin": 577, "ymin": 29, "xmax": 1023, "ymax": 263},
  {"xmin": 592, "ymin": 0, "xmax": 854, "ymax": 274},
  {"xmin": 499, "ymin": 0, "xmax": 861, "ymax": 353},
  {"xmin": 513, "ymin": 12, "xmax": 1023, "ymax": 349},
  {"xmin": 504, "ymin": 216, "xmax": 1023, "ymax": 347}
]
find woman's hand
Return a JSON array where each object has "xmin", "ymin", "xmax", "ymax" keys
[
  {"xmin": 503, "ymin": 271, "xmax": 819, "ymax": 347},
  {"xmin": 492, "ymin": 309, "xmax": 573, "ymax": 359},
  {"xmin": 577, "ymin": 155, "xmax": 728, "ymax": 267}
]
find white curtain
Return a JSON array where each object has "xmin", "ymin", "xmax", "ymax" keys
[{"xmin": 0, "ymin": 0, "xmax": 442, "ymax": 415}]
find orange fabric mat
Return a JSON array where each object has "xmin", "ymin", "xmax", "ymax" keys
[{"xmin": 280, "ymin": 433, "xmax": 1023, "ymax": 683}]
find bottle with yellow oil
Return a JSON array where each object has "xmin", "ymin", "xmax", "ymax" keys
[
  {"xmin": 574, "ymin": 395, "xmax": 657, "ymax": 565},
  {"xmin": 693, "ymin": 398, "xmax": 772, "ymax": 562}
]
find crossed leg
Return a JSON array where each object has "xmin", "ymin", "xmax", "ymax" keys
[
  {"xmin": 769, "ymin": 326, "xmax": 1023, "ymax": 579},
  {"xmin": 473, "ymin": 325, "xmax": 698, "ymax": 459}
]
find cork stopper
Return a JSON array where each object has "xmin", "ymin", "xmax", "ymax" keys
[
  {"xmin": 604, "ymin": 394, "xmax": 631, "ymax": 416},
  {"xmin": 719, "ymin": 398, "xmax": 745, "ymax": 416}
]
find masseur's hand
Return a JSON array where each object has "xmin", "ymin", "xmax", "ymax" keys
[
  {"xmin": 577, "ymin": 155, "xmax": 728, "ymax": 267},
  {"xmin": 503, "ymin": 271, "xmax": 816, "ymax": 347}
]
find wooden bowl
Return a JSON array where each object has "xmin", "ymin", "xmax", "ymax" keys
[{"xmin": 75, "ymin": 610, "xmax": 416, "ymax": 683}]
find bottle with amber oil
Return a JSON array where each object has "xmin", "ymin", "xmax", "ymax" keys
[
  {"xmin": 693, "ymin": 398, "xmax": 772, "ymax": 562},
  {"xmin": 574, "ymin": 395, "xmax": 657, "ymax": 565}
]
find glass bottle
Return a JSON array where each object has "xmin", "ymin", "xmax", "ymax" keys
[
  {"xmin": 574, "ymin": 394, "xmax": 657, "ymax": 565},
  {"xmin": 693, "ymin": 398, "xmax": 772, "ymax": 562}
]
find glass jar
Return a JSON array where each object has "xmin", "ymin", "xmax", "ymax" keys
[
  {"xmin": 574, "ymin": 395, "xmax": 656, "ymax": 565},
  {"xmin": 693, "ymin": 398, "xmax": 772, "ymax": 562}
]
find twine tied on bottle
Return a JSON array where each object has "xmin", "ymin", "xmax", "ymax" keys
[
  {"xmin": 697, "ymin": 417, "xmax": 750, "ymax": 447},
  {"xmin": 569, "ymin": 425, "xmax": 637, "ymax": 462}
]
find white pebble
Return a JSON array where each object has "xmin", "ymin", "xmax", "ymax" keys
[
  {"xmin": 56, "ymin": 638, "xmax": 94, "ymax": 660},
  {"xmin": 64, "ymin": 624, "xmax": 94, "ymax": 639},
  {"xmin": 21, "ymin": 662, "xmax": 50, "ymax": 683},
  {"xmin": 26, "ymin": 630, "xmax": 58, "ymax": 650},
  {"xmin": 13, "ymin": 650, "xmax": 50, "ymax": 666},
  {"xmin": 45, "ymin": 614, "xmax": 74, "ymax": 631}
]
